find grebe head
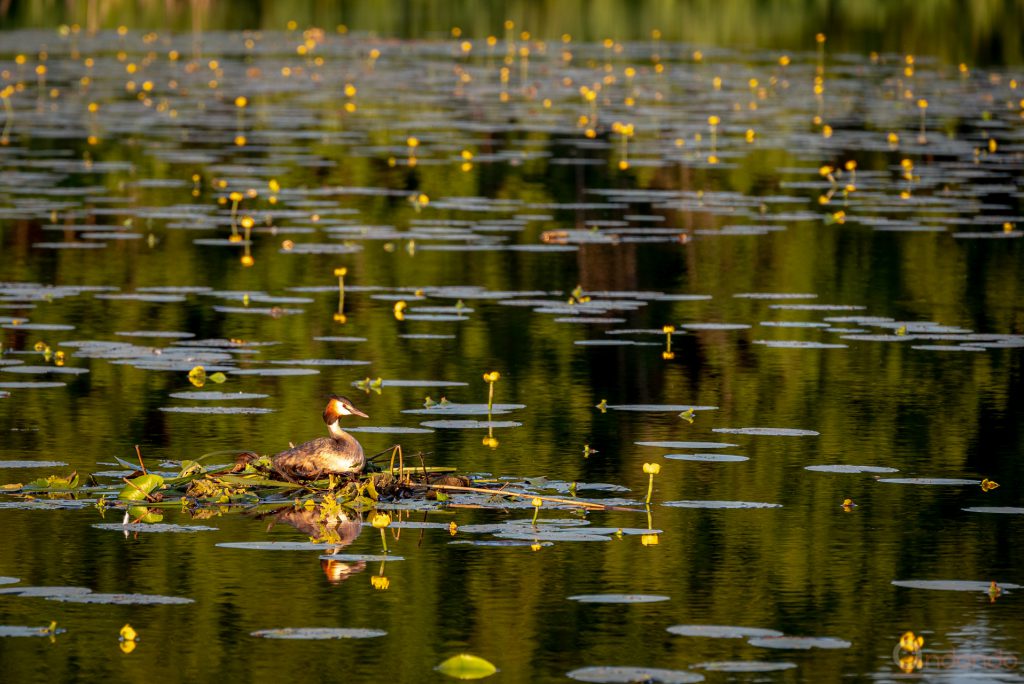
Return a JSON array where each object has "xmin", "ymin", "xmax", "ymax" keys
[{"xmin": 323, "ymin": 395, "xmax": 369, "ymax": 424}]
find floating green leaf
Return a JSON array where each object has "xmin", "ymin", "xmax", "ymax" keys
[
  {"xmin": 436, "ymin": 654, "xmax": 498, "ymax": 679},
  {"xmin": 118, "ymin": 474, "xmax": 164, "ymax": 501}
]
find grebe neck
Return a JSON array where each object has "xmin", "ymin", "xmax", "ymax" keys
[{"xmin": 327, "ymin": 420, "xmax": 349, "ymax": 441}]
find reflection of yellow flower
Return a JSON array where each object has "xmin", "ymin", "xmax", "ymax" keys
[
  {"xmin": 371, "ymin": 512, "xmax": 391, "ymax": 529},
  {"xmin": 641, "ymin": 534, "xmax": 659, "ymax": 546},
  {"xmin": 393, "ymin": 301, "xmax": 407, "ymax": 321},
  {"xmin": 898, "ymin": 654, "xmax": 922, "ymax": 673},
  {"xmin": 371, "ymin": 575, "xmax": 390, "ymax": 590},
  {"xmin": 531, "ymin": 542, "xmax": 542, "ymax": 552},
  {"xmin": 981, "ymin": 478, "xmax": 1000, "ymax": 492},
  {"xmin": 481, "ymin": 436, "xmax": 499, "ymax": 448},
  {"xmin": 120, "ymin": 640, "xmax": 137, "ymax": 654},
  {"xmin": 449, "ymin": 521, "xmax": 458, "ymax": 536}
]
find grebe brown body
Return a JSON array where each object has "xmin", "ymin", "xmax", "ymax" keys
[{"xmin": 270, "ymin": 395, "xmax": 369, "ymax": 480}]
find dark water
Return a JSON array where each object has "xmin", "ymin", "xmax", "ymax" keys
[{"xmin": 0, "ymin": 3, "xmax": 1022, "ymax": 683}]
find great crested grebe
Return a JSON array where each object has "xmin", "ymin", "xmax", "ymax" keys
[{"xmin": 270, "ymin": 395, "xmax": 369, "ymax": 480}]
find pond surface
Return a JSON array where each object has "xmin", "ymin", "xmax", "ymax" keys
[{"xmin": 0, "ymin": 4, "xmax": 1022, "ymax": 683}]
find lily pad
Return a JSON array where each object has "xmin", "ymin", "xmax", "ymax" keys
[
  {"xmin": 891, "ymin": 580, "xmax": 1020, "ymax": 592},
  {"xmin": 318, "ymin": 555, "xmax": 405, "ymax": 562},
  {"xmin": 712, "ymin": 427, "xmax": 819, "ymax": 437},
  {"xmin": 420, "ymin": 420, "xmax": 522, "ymax": 429},
  {"xmin": 346, "ymin": 426, "xmax": 435, "ymax": 434},
  {"xmin": 662, "ymin": 500, "xmax": 782, "ymax": 509},
  {"xmin": 752, "ymin": 340, "xmax": 847, "ymax": 349},
  {"xmin": 568, "ymin": 594, "xmax": 670, "ymax": 603},
  {"xmin": 0, "ymin": 625, "xmax": 67, "ymax": 637},
  {"xmin": 747, "ymin": 636, "xmax": 851, "ymax": 650},
  {"xmin": 607, "ymin": 404, "xmax": 718, "ymax": 412},
  {"xmin": 252, "ymin": 627, "xmax": 386, "ymax": 640},
  {"xmin": 0, "ymin": 586, "xmax": 92, "ymax": 598},
  {"xmin": 167, "ymin": 391, "xmax": 269, "ymax": 401},
  {"xmin": 158, "ymin": 406, "xmax": 276, "ymax": 415},
  {"xmin": 93, "ymin": 523, "xmax": 218, "ymax": 533},
  {"xmin": 48, "ymin": 593, "xmax": 194, "ymax": 605},
  {"xmin": 878, "ymin": 478, "xmax": 980, "ymax": 486},
  {"xmin": 667, "ymin": 625, "xmax": 784, "ymax": 639},
  {"xmin": 566, "ymin": 666, "xmax": 704, "ymax": 683},
  {"xmin": 693, "ymin": 661, "xmax": 796, "ymax": 672},
  {"xmin": 804, "ymin": 464, "xmax": 899, "ymax": 473},
  {"xmin": 216, "ymin": 541, "xmax": 339, "ymax": 551},
  {"xmin": 636, "ymin": 441, "xmax": 737, "ymax": 449},
  {"xmin": 665, "ymin": 454, "xmax": 748, "ymax": 462}
]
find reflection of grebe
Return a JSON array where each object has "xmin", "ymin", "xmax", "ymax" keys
[
  {"xmin": 265, "ymin": 506, "xmax": 366, "ymax": 584},
  {"xmin": 271, "ymin": 396, "xmax": 368, "ymax": 480}
]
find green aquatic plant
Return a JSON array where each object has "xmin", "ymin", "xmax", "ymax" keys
[
  {"xmin": 334, "ymin": 267, "xmax": 347, "ymax": 323},
  {"xmin": 643, "ymin": 462, "xmax": 660, "ymax": 504},
  {"xmin": 483, "ymin": 371, "xmax": 501, "ymax": 415},
  {"xmin": 662, "ymin": 325, "xmax": 675, "ymax": 359},
  {"xmin": 371, "ymin": 511, "xmax": 392, "ymax": 553}
]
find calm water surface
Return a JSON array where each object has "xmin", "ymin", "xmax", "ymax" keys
[{"xmin": 0, "ymin": 3, "xmax": 1022, "ymax": 682}]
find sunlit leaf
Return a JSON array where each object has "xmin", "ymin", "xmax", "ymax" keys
[
  {"xmin": 436, "ymin": 654, "xmax": 498, "ymax": 679},
  {"xmin": 117, "ymin": 474, "xmax": 164, "ymax": 501}
]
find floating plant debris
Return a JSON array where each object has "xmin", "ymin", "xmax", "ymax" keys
[{"xmin": 251, "ymin": 628, "xmax": 386, "ymax": 640}]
